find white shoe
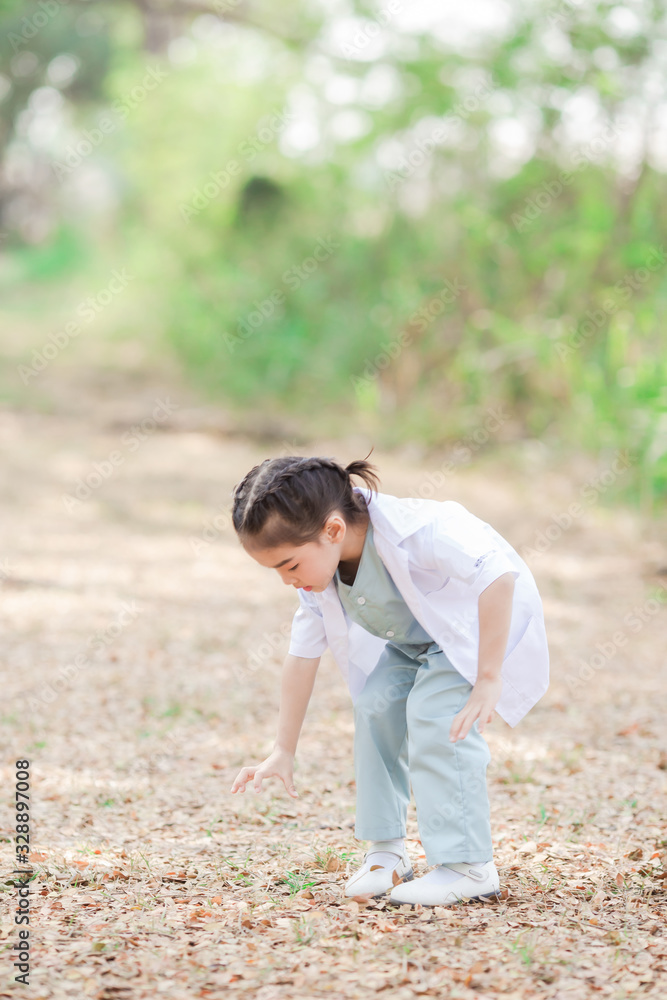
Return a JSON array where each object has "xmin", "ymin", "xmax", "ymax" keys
[
  {"xmin": 344, "ymin": 841, "xmax": 414, "ymax": 898},
  {"xmin": 389, "ymin": 861, "xmax": 500, "ymax": 907}
]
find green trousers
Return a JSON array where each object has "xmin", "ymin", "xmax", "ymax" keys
[{"xmin": 353, "ymin": 641, "xmax": 494, "ymax": 866}]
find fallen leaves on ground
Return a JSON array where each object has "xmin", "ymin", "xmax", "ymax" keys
[{"xmin": 0, "ymin": 386, "xmax": 666, "ymax": 998}]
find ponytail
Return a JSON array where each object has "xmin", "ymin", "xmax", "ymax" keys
[{"xmin": 345, "ymin": 457, "xmax": 380, "ymax": 494}]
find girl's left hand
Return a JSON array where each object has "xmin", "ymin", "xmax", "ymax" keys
[{"xmin": 449, "ymin": 677, "xmax": 503, "ymax": 743}]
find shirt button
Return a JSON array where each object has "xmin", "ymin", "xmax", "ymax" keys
[
  {"xmin": 357, "ymin": 597, "xmax": 366, "ymax": 605},
  {"xmin": 386, "ymin": 630, "xmax": 394, "ymax": 637}
]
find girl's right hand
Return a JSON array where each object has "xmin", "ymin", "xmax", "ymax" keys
[{"xmin": 230, "ymin": 747, "xmax": 299, "ymax": 798}]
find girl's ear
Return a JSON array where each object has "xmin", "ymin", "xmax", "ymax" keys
[
  {"xmin": 332, "ymin": 521, "xmax": 343, "ymax": 543},
  {"xmin": 323, "ymin": 513, "xmax": 345, "ymax": 543}
]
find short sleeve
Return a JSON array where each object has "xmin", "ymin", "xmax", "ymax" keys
[
  {"xmin": 412, "ymin": 510, "xmax": 519, "ymax": 597},
  {"xmin": 287, "ymin": 592, "xmax": 328, "ymax": 659}
]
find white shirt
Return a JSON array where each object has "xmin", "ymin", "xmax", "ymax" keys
[{"xmin": 288, "ymin": 487, "xmax": 550, "ymax": 727}]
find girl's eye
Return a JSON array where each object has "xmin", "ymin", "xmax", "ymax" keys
[{"xmin": 289, "ymin": 564, "xmax": 298, "ymax": 571}]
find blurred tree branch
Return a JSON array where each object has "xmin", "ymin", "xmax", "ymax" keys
[{"xmin": 100, "ymin": 0, "xmax": 316, "ymax": 49}]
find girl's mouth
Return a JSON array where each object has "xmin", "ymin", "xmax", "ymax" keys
[{"xmin": 303, "ymin": 586, "xmax": 312, "ymax": 591}]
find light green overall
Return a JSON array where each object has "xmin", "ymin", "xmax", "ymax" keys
[{"xmin": 334, "ymin": 520, "xmax": 493, "ymax": 866}]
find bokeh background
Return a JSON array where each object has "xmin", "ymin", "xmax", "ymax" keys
[{"xmin": 1, "ymin": 0, "xmax": 666, "ymax": 510}]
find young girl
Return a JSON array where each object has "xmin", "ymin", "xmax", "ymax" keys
[{"xmin": 230, "ymin": 455, "xmax": 549, "ymax": 907}]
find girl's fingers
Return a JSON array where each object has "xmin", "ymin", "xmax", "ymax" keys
[
  {"xmin": 231, "ymin": 767, "xmax": 256, "ymax": 793},
  {"xmin": 451, "ymin": 704, "xmax": 484, "ymax": 741},
  {"xmin": 450, "ymin": 714, "xmax": 465, "ymax": 741},
  {"xmin": 452, "ymin": 695, "xmax": 498, "ymax": 741}
]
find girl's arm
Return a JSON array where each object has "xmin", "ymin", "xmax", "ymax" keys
[
  {"xmin": 449, "ymin": 572, "xmax": 515, "ymax": 742},
  {"xmin": 274, "ymin": 653, "xmax": 321, "ymax": 756},
  {"xmin": 477, "ymin": 572, "xmax": 516, "ymax": 682},
  {"xmin": 230, "ymin": 653, "xmax": 321, "ymax": 798}
]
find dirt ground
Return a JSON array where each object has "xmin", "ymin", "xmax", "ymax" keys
[{"xmin": 0, "ymin": 358, "xmax": 666, "ymax": 1000}]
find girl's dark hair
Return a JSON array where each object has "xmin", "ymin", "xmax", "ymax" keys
[{"xmin": 231, "ymin": 453, "xmax": 380, "ymax": 548}]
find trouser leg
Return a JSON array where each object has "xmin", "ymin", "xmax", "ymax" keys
[
  {"xmin": 406, "ymin": 648, "xmax": 493, "ymax": 866},
  {"xmin": 352, "ymin": 646, "xmax": 416, "ymax": 841}
]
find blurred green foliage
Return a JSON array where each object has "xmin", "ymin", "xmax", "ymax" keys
[{"xmin": 0, "ymin": 0, "xmax": 665, "ymax": 511}]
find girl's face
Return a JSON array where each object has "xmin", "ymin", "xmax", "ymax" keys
[{"xmin": 244, "ymin": 514, "xmax": 347, "ymax": 593}]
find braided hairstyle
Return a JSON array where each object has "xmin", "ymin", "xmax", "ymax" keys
[{"xmin": 231, "ymin": 454, "xmax": 380, "ymax": 549}]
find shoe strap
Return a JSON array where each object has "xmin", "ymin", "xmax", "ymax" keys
[{"xmin": 445, "ymin": 862, "xmax": 488, "ymax": 881}]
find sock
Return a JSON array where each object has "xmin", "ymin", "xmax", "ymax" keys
[
  {"xmin": 364, "ymin": 837, "xmax": 405, "ymax": 870},
  {"xmin": 378, "ymin": 837, "xmax": 405, "ymax": 851}
]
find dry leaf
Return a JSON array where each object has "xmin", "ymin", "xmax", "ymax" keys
[{"xmin": 617, "ymin": 722, "xmax": 640, "ymax": 736}]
